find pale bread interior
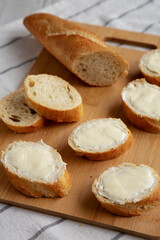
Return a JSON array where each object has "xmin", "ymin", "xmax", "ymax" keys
[
  {"xmin": 121, "ymin": 79, "xmax": 160, "ymax": 120},
  {"xmin": 74, "ymin": 52, "xmax": 128, "ymax": 86},
  {"xmin": 24, "ymin": 74, "xmax": 82, "ymax": 110},
  {"xmin": 68, "ymin": 118, "xmax": 129, "ymax": 153},
  {"xmin": 0, "ymin": 88, "xmax": 42, "ymax": 126},
  {"xmin": 94, "ymin": 163, "xmax": 158, "ymax": 205},
  {"xmin": 1, "ymin": 140, "xmax": 66, "ymax": 183}
]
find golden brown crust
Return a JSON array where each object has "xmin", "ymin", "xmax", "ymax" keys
[
  {"xmin": 122, "ymin": 101, "xmax": 160, "ymax": 134},
  {"xmin": 140, "ymin": 72, "xmax": 160, "ymax": 87},
  {"xmin": 4, "ymin": 167, "xmax": 71, "ymax": 198},
  {"xmin": 25, "ymin": 94, "xmax": 83, "ymax": 122},
  {"xmin": 92, "ymin": 164, "xmax": 160, "ymax": 217},
  {"xmin": 23, "ymin": 13, "xmax": 128, "ymax": 86},
  {"xmin": 68, "ymin": 126, "xmax": 133, "ymax": 161}
]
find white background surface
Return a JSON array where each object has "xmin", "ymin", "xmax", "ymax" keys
[{"xmin": 0, "ymin": 0, "xmax": 160, "ymax": 239}]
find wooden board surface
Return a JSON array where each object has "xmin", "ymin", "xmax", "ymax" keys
[{"xmin": 0, "ymin": 23, "xmax": 160, "ymax": 240}]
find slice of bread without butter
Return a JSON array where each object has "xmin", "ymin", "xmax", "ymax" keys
[
  {"xmin": 0, "ymin": 88, "xmax": 44, "ymax": 133},
  {"xmin": 1, "ymin": 140, "xmax": 71, "ymax": 198},
  {"xmin": 24, "ymin": 13, "xmax": 129, "ymax": 86},
  {"xmin": 68, "ymin": 118, "xmax": 133, "ymax": 161},
  {"xmin": 121, "ymin": 78, "xmax": 160, "ymax": 133},
  {"xmin": 92, "ymin": 163, "xmax": 160, "ymax": 217},
  {"xmin": 139, "ymin": 49, "xmax": 160, "ymax": 86},
  {"xmin": 24, "ymin": 74, "xmax": 83, "ymax": 122}
]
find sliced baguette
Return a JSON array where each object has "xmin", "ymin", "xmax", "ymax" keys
[
  {"xmin": 121, "ymin": 78, "xmax": 160, "ymax": 133},
  {"xmin": 1, "ymin": 140, "xmax": 71, "ymax": 198},
  {"xmin": 0, "ymin": 88, "xmax": 44, "ymax": 133},
  {"xmin": 139, "ymin": 49, "xmax": 160, "ymax": 86},
  {"xmin": 92, "ymin": 163, "xmax": 160, "ymax": 217},
  {"xmin": 24, "ymin": 74, "xmax": 83, "ymax": 122},
  {"xmin": 68, "ymin": 118, "xmax": 133, "ymax": 161},
  {"xmin": 23, "ymin": 13, "xmax": 129, "ymax": 86}
]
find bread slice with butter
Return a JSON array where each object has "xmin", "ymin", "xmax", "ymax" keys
[
  {"xmin": 121, "ymin": 78, "xmax": 160, "ymax": 133},
  {"xmin": 0, "ymin": 88, "xmax": 45, "ymax": 133},
  {"xmin": 24, "ymin": 74, "xmax": 83, "ymax": 122},
  {"xmin": 68, "ymin": 118, "xmax": 133, "ymax": 161},
  {"xmin": 92, "ymin": 163, "xmax": 160, "ymax": 216},
  {"xmin": 1, "ymin": 140, "xmax": 71, "ymax": 198},
  {"xmin": 139, "ymin": 49, "xmax": 160, "ymax": 86}
]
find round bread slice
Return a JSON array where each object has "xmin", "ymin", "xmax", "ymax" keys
[
  {"xmin": 1, "ymin": 140, "xmax": 72, "ymax": 198},
  {"xmin": 68, "ymin": 118, "xmax": 133, "ymax": 161},
  {"xmin": 121, "ymin": 78, "xmax": 160, "ymax": 133},
  {"xmin": 139, "ymin": 49, "xmax": 160, "ymax": 86},
  {"xmin": 24, "ymin": 74, "xmax": 83, "ymax": 122},
  {"xmin": 0, "ymin": 88, "xmax": 44, "ymax": 133},
  {"xmin": 92, "ymin": 163, "xmax": 160, "ymax": 216}
]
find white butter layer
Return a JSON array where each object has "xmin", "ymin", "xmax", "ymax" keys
[
  {"xmin": 72, "ymin": 118, "xmax": 128, "ymax": 152},
  {"xmin": 141, "ymin": 50, "xmax": 160, "ymax": 74},
  {"xmin": 122, "ymin": 80, "xmax": 160, "ymax": 119},
  {"xmin": 96, "ymin": 164, "xmax": 157, "ymax": 205},
  {"xmin": 5, "ymin": 140, "xmax": 66, "ymax": 183}
]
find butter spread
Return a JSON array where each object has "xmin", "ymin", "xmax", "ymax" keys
[
  {"xmin": 122, "ymin": 80, "xmax": 160, "ymax": 119},
  {"xmin": 141, "ymin": 50, "xmax": 160, "ymax": 74},
  {"xmin": 5, "ymin": 141, "xmax": 66, "ymax": 182},
  {"xmin": 96, "ymin": 164, "xmax": 157, "ymax": 205},
  {"xmin": 72, "ymin": 118, "xmax": 128, "ymax": 152}
]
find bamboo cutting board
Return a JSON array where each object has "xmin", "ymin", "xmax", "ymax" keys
[{"xmin": 0, "ymin": 23, "xmax": 160, "ymax": 240}]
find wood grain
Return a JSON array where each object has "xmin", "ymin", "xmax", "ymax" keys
[{"xmin": 0, "ymin": 24, "xmax": 160, "ymax": 240}]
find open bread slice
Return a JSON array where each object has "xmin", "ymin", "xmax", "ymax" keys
[
  {"xmin": 121, "ymin": 78, "xmax": 160, "ymax": 133},
  {"xmin": 24, "ymin": 13, "xmax": 129, "ymax": 86},
  {"xmin": 92, "ymin": 163, "xmax": 160, "ymax": 216},
  {"xmin": 139, "ymin": 49, "xmax": 160, "ymax": 86},
  {"xmin": 68, "ymin": 118, "xmax": 133, "ymax": 161},
  {"xmin": 0, "ymin": 88, "xmax": 44, "ymax": 133},
  {"xmin": 1, "ymin": 140, "xmax": 71, "ymax": 198},
  {"xmin": 24, "ymin": 74, "xmax": 83, "ymax": 122}
]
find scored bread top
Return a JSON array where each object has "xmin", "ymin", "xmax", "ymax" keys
[
  {"xmin": 1, "ymin": 140, "xmax": 66, "ymax": 183},
  {"xmin": 121, "ymin": 79, "xmax": 160, "ymax": 120},
  {"xmin": 0, "ymin": 88, "xmax": 43, "ymax": 127},
  {"xmin": 24, "ymin": 74, "xmax": 82, "ymax": 111},
  {"xmin": 68, "ymin": 118, "xmax": 130, "ymax": 153},
  {"xmin": 93, "ymin": 163, "xmax": 159, "ymax": 205}
]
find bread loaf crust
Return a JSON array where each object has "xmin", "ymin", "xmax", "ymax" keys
[
  {"xmin": 23, "ymin": 13, "xmax": 128, "ymax": 86},
  {"xmin": 92, "ymin": 164, "xmax": 160, "ymax": 216}
]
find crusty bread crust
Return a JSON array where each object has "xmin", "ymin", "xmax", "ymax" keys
[
  {"xmin": 122, "ymin": 100, "xmax": 160, "ymax": 134},
  {"xmin": 1, "ymin": 141, "xmax": 72, "ymax": 198},
  {"xmin": 92, "ymin": 164, "xmax": 160, "ymax": 216},
  {"xmin": 3, "ymin": 168, "xmax": 71, "ymax": 198},
  {"xmin": 23, "ymin": 13, "xmax": 128, "ymax": 86},
  {"xmin": 25, "ymin": 95, "xmax": 83, "ymax": 122}
]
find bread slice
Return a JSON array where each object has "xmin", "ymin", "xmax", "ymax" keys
[
  {"xmin": 0, "ymin": 88, "xmax": 44, "ymax": 133},
  {"xmin": 24, "ymin": 74, "xmax": 83, "ymax": 122},
  {"xmin": 68, "ymin": 118, "xmax": 133, "ymax": 160},
  {"xmin": 139, "ymin": 49, "xmax": 160, "ymax": 86},
  {"xmin": 92, "ymin": 163, "xmax": 160, "ymax": 216},
  {"xmin": 23, "ymin": 13, "xmax": 129, "ymax": 86},
  {"xmin": 1, "ymin": 140, "xmax": 71, "ymax": 198},
  {"xmin": 121, "ymin": 78, "xmax": 160, "ymax": 133}
]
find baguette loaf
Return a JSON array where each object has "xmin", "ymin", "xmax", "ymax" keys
[
  {"xmin": 23, "ymin": 13, "xmax": 129, "ymax": 86},
  {"xmin": 0, "ymin": 88, "xmax": 44, "ymax": 133},
  {"xmin": 68, "ymin": 118, "xmax": 133, "ymax": 160},
  {"xmin": 92, "ymin": 163, "xmax": 160, "ymax": 216},
  {"xmin": 139, "ymin": 49, "xmax": 160, "ymax": 86},
  {"xmin": 121, "ymin": 78, "xmax": 160, "ymax": 133},
  {"xmin": 24, "ymin": 74, "xmax": 83, "ymax": 122},
  {"xmin": 1, "ymin": 140, "xmax": 71, "ymax": 198}
]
